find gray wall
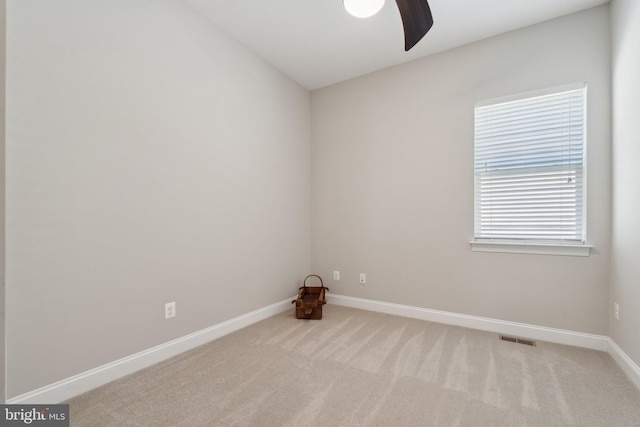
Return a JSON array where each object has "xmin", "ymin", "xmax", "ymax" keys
[
  {"xmin": 6, "ymin": 0, "xmax": 310, "ymax": 398},
  {"xmin": 311, "ymin": 6, "xmax": 611, "ymax": 335},
  {"xmin": 610, "ymin": 0, "xmax": 640, "ymax": 367},
  {"xmin": 1, "ymin": 0, "xmax": 6, "ymax": 405}
]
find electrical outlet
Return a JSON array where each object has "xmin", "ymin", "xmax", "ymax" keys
[
  {"xmin": 333, "ymin": 271, "xmax": 340, "ymax": 281},
  {"xmin": 165, "ymin": 301, "xmax": 176, "ymax": 319},
  {"xmin": 614, "ymin": 302, "xmax": 619, "ymax": 320},
  {"xmin": 359, "ymin": 273, "xmax": 366, "ymax": 284}
]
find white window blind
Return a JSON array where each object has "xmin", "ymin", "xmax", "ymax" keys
[{"xmin": 474, "ymin": 84, "xmax": 586, "ymax": 244}]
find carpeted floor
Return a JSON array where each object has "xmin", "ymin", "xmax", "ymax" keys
[{"xmin": 67, "ymin": 305, "xmax": 640, "ymax": 426}]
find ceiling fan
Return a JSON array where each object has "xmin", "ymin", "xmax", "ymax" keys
[{"xmin": 343, "ymin": 0, "xmax": 434, "ymax": 51}]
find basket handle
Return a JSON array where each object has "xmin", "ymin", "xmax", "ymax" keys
[{"xmin": 303, "ymin": 274, "xmax": 324, "ymax": 288}]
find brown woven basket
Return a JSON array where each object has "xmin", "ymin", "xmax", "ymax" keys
[{"xmin": 291, "ymin": 275, "xmax": 329, "ymax": 320}]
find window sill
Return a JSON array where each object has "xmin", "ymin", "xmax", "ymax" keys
[{"xmin": 470, "ymin": 241, "xmax": 592, "ymax": 257}]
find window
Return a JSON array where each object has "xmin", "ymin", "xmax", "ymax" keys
[{"xmin": 472, "ymin": 83, "xmax": 590, "ymax": 256}]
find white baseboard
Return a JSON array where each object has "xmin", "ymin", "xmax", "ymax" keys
[
  {"xmin": 7, "ymin": 297, "xmax": 294, "ymax": 405},
  {"xmin": 607, "ymin": 338, "xmax": 640, "ymax": 391},
  {"xmin": 9, "ymin": 293, "xmax": 639, "ymax": 404},
  {"xmin": 327, "ymin": 294, "xmax": 610, "ymax": 351}
]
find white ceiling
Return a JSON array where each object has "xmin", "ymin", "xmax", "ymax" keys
[{"xmin": 182, "ymin": 0, "xmax": 609, "ymax": 90}]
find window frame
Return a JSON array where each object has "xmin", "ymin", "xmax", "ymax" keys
[{"xmin": 470, "ymin": 83, "xmax": 591, "ymax": 257}]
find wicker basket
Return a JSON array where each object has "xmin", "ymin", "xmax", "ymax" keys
[{"xmin": 292, "ymin": 275, "xmax": 329, "ymax": 320}]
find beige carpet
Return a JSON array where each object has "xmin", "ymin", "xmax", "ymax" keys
[{"xmin": 68, "ymin": 305, "xmax": 640, "ymax": 426}]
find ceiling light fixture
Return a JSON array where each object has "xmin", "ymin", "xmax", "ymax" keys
[{"xmin": 343, "ymin": 0, "xmax": 385, "ymax": 18}]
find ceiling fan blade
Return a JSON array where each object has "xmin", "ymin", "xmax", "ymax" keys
[{"xmin": 395, "ymin": 0, "xmax": 434, "ymax": 51}]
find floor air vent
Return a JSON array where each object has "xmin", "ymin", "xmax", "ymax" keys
[{"xmin": 500, "ymin": 335, "xmax": 536, "ymax": 347}]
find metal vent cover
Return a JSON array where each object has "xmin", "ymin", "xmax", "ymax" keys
[{"xmin": 500, "ymin": 335, "xmax": 536, "ymax": 347}]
